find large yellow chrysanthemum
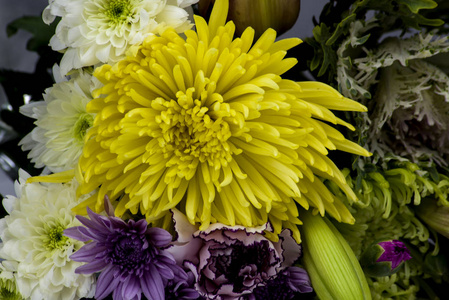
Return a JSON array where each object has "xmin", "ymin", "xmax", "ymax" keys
[{"xmin": 76, "ymin": 0, "xmax": 370, "ymax": 241}]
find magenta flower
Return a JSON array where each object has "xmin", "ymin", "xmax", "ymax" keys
[
  {"xmin": 377, "ymin": 240, "xmax": 412, "ymax": 269},
  {"xmin": 64, "ymin": 203, "xmax": 196, "ymax": 300},
  {"xmin": 168, "ymin": 209, "xmax": 312, "ymax": 299}
]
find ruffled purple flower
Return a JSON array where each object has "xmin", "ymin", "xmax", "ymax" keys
[
  {"xmin": 165, "ymin": 269, "xmax": 201, "ymax": 300},
  {"xmin": 243, "ymin": 266, "xmax": 313, "ymax": 300},
  {"xmin": 168, "ymin": 209, "xmax": 312, "ymax": 300},
  {"xmin": 64, "ymin": 200, "xmax": 191, "ymax": 300},
  {"xmin": 377, "ymin": 240, "xmax": 412, "ymax": 269}
]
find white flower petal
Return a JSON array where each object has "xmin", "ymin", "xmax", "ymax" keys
[
  {"xmin": 95, "ymin": 44, "xmax": 112, "ymax": 63},
  {"xmin": 19, "ymin": 70, "xmax": 99, "ymax": 173},
  {"xmin": 156, "ymin": 5, "xmax": 189, "ymax": 30},
  {"xmin": 42, "ymin": 7, "xmax": 57, "ymax": 24},
  {"xmin": 0, "ymin": 178, "xmax": 96, "ymax": 299},
  {"xmin": 44, "ymin": 0, "xmax": 198, "ymax": 74}
]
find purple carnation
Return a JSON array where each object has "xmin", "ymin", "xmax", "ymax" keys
[
  {"xmin": 168, "ymin": 209, "xmax": 306, "ymax": 300},
  {"xmin": 165, "ymin": 269, "xmax": 201, "ymax": 300},
  {"xmin": 377, "ymin": 240, "xmax": 412, "ymax": 269},
  {"xmin": 243, "ymin": 266, "xmax": 313, "ymax": 300},
  {"xmin": 64, "ymin": 204, "xmax": 189, "ymax": 300}
]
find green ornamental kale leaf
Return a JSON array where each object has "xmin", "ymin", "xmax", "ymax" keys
[
  {"xmin": 306, "ymin": 0, "xmax": 443, "ymax": 83},
  {"xmin": 338, "ymin": 31, "xmax": 449, "ymax": 166}
]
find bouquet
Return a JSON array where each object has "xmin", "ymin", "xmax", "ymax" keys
[{"xmin": 0, "ymin": 0, "xmax": 448, "ymax": 299}]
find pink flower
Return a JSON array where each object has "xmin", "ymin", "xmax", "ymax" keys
[{"xmin": 168, "ymin": 210, "xmax": 311, "ymax": 299}]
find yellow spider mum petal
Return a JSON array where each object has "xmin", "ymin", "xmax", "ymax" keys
[{"xmin": 76, "ymin": 0, "xmax": 370, "ymax": 241}]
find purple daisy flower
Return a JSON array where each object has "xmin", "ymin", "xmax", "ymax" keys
[
  {"xmin": 377, "ymin": 240, "xmax": 412, "ymax": 269},
  {"xmin": 64, "ymin": 202, "xmax": 190, "ymax": 300}
]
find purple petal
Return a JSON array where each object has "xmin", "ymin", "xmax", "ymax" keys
[
  {"xmin": 89, "ymin": 209, "xmax": 115, "ymax": 230},
  {"xmin": 76, "ymin": 214, "xmax": 101, "ymax": 230},
  {"xmin": 95, "ymin": 266, "xmax": 121, "ymax": 300},
  {"xmin": 109, "ymin": 216, "xmax": 128, "ymax": 230},
  {"xmin": 75, "ymin": 259, "xmax": 109, "ymax": 274},
  {"xmin": 111, "ymin": 285, "xmax": 124, "ymax": 300},
  {"xmin": 64, "ymin": 226, "xmax": 91, "ymax": 242},
  {"xmin": 140, "ymin": 265, "xmax": 164, "ymax": 300},
  {"xmin": 172, "ymin": 264, "xmax": 188, "ymax": 282},
  {"xmin": 377, "ymin": 240, "xmax": 412, "ymax": 269},
  {"xmin": 146, "ymin": 227, "xmax": 173, "ymax": 248},
  {"xmin": 177, "ymin": 289, "xmax": 201, "ymax": 300},
  {"xmin": 154, "ymin": 261, "xmax": 175, "ymax": 281},
  {"xmin": 85, "ymin": 207, "xmax": 124, "ymax": 231},
  {"xmin": 285, "ymin": 266, "xmax": 313, "ymax": 293},
  {"xmin": 70, "ymin": 242, "xmax": 101, "ymax": 262},
  {"xmin": 113, "ymin": 284, "xmax": 142, "ymax": 300},
  {"xmin": 104, "ymin": 195, "xmax": 115, "ymax": 217},
  {"xmin": 121, "ymin": 275, "xmax": 141, "ymax": 300},
  {"xmin": 77, "ymin": 226, "xmax": 107, "ymax": 241},
  {"xmin": 132, "ymin": 219, "xmax": 149, "ymax": 235},
  {"xmin": 157, "ymin": 251, "xmax": 177, "ymax": 264}
]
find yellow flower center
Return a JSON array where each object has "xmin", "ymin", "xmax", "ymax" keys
[{"xmin": 153, "ymin": 87, "xmax": 233, "ymax": 178}]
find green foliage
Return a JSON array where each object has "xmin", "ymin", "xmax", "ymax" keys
[
  {"xmin": 306, "ymin": 0, "xmax": 444, "ymax": 83},
  {"xmin": 326, "ymin": 161, "xmax": 449, "ymax": 299},
  {"xmin": 334, "ymin": 31, "xmax": 449, "ymax": 170},
  {"xmin": 401, "ymin": 0, "xmax": 437, "ymax": 13}
]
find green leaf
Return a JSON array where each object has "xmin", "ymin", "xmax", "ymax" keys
[
  {"xmin": 326, "ymin": 14, "xmax": 357, "ymax": 46},
  {"xmin": 309, "ymin": 23, "xmax": 338, "ymax": 80},
  {"xmin": 356, "ymin": 34, "xmax": 371, "ymax": 45},
  {"xmin": 408, "ymin": 13, "xmax": 444, "ymax": 27},
  {"xmin": 398, "ymin": 0, "xmax": 438, "ymax": 13},
  {"xmin": 6, "ymin": 16, "xmax": 57, "ymax": 53}
]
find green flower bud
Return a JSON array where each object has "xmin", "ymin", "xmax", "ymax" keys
[
  {"xmin": 299, "ymin": 209, "xmax": 371, "ymax": 300},
  {"xmin": 360, "ymin": 240, "xmax": 412, "ymax": 277},
  {"xmin": 416, "ymin": 199, "xmax": 449, "ymax": 238},
  {"xmin": 198, "ymin": 0, "xmax": 301, "ymax": 38}
]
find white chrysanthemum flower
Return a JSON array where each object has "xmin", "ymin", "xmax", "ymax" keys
[
  {"xmin": 43, "ymin": 0, "xmax": 198, "ymax": 75},
  {"xmin": 19, "ymin": 68, "xmax": 99, "ymax": 173},
  {"xmin": 0, "ymin": 170, "xmax": 95, "ymax": 300}
]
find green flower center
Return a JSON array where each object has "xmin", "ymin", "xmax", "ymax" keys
[
  {"xmin": 44, "ymin": 226, "xmax": 69, "ymax": 251},
  {"xmin": 0, "ymin": 280, "xmax": 21, "ymax": 300},
  {"xmin": 74, "ymin": 113, "xmax": 94, "ymax": 142},
  {"xmin": 105, "ymin": 0, "xmax": 133, "ymax": 24}
]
